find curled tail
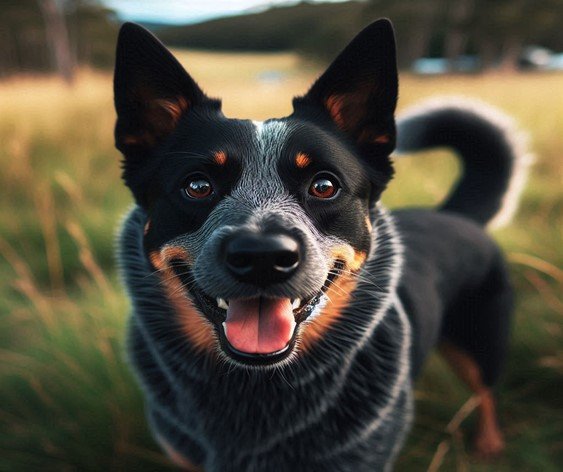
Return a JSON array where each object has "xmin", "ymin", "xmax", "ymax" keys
[{"xmin": 396, "ymin": 97, "xmax": 533, "ymax": 228}]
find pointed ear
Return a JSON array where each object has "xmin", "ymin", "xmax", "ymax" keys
[
  {"xmin": 114, "ymin": 23, "xmax": 219, "ymax": 155},
  {"xmin": 294, "ymin": 19, "xmax": 398, "ymax": 156}
]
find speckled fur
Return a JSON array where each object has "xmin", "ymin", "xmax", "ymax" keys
[{"xmin": 114, "ymin": 20, "xmax": 526, "ymax": 471}]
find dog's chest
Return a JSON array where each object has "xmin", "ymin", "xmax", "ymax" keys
[{"xmin": 167, "ymin": 301, "xmax": 412, "ymax": 469}]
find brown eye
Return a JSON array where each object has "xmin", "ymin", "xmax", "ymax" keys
[
  {"xmin": 184, "ymin": 176, "xmax": 213, "ymax": 199},
  {"xmin": 309, "ymin": 175, "xmax": 339, "ymax": 199}
]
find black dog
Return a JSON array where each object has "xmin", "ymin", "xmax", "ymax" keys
[{"xmin": 114, "ymin": 20, "xmax": 530, "ymax": 471}]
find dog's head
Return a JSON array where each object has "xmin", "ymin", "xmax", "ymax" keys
[{"xmin": 114, "ymin": 20, "xmax": 397, "ymax": 367}]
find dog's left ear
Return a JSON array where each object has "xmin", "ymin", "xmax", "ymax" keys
[{"xmin": 294, "ymin": 19, "xmax": 398, "ymax": 157}]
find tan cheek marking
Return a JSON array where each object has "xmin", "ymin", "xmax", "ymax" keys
[
  {"xmin": 214, "ymin": 150, "xmax": 227, "ymax": 166},
  {"xmin": 144, "ymin": 219, "xmax": 151, "ymax": 236},
  {"xmin": 149, "ymin": 249, "xmax": 215, "ymax": 353},
  {"xmin": 365, "ymin": 216, "xmax": 373, "ymax": 233},
  {"xmin": 160, "ymin": 246, "xmax": 194, "ymax": 265},
  {"xmin": 300, "ymin": 247, "xmax": 367, "ymax": 351},
  {"xmin": 300, "ymin": 271, "xmax": 358, "ymax": 351},
  {"xmin": 295, "ymin": 152, "xmax": 312, "ymax": 168},
  {"xmin": 330, "ymin": 245, "xmax": 367, "ymax": 272}
]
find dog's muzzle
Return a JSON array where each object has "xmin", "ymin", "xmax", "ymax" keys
[{"xmin": 218, "ymin": 230, "xmax": 301, "ymax": 358}]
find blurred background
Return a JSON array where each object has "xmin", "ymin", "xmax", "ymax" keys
[{"xmin": 0, "ymin": 1, "xmax": 561, "ymax": 470}]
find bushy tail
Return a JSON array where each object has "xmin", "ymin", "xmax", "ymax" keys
[{"xmin": 396, "ymin": 97, "xmax": 533, "ymax": 228}]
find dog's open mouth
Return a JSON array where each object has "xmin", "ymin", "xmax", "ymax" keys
[{"xmin": 173, "ymin": 261, "xmax": 343, "ymax": 365}]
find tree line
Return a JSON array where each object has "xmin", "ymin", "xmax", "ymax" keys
[
  {"xmin": 0, "ymin": 0, "xmax": 117, "ymax": 81},
  {"xmin": 1, "ymin": 0, "xmax": 562, "ymax": 80},
  {"xmin": 371, "ymin": 0, "xmax": 563, "ymax": 70},
  {"xmin": 159, "ymin": 0, "xmax": 563, "ymax": 72}
]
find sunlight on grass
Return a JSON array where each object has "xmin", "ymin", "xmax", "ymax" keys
[{"xmin": 1, "ymin": 52, "xmax": 561, "ymax": 470}]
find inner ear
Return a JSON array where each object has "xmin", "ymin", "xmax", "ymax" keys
[
  {"xmin": 324, "ymin": 86, "xmax": 390, "ymax": 145},
  {"xmin": 121, "ymin": 94, "xmax": 190, "ymax": 148},
  {"xmin": 293, "ymin": 19, "xmax": 398, "ymax": 154},
  {"xmin": 114, "ymin": 23, "xmax": 219, "ymax": 155}
]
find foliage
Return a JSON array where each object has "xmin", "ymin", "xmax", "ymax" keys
[
  {"xmin": 0, "ymin": 53, "xmax": 562, "ymax": 470},
  {"xmin": 158, "ymin": 2, "xmax": 373, "ymax": 61},
  {"xmin": 158, "ymin": 0, "xmax": 563, "ymax": 68},
  {"xmin": 0, "ymin": 0, "xmax": 118, "ymax": 77}
]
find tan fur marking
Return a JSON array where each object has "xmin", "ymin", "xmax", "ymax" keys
[
  {"xmin": 124, "ymin": 96, "xmax": 190, "ymax": 148},
  {"xmin": 295, "ymin": 152, "xmax": 312, "ymax": 168},
  {"xmin": 158, "ymin": 436, "xmax": 204, "ymax": 471},
  {"xmin": 374, "ymin": 134, "xmax": 390, "ymax": 144},
  {"xmin": 365, "ymin": 216, "xmax": 373, "ymax": 233},
  {"xmin": 357, "ymin": 128, "xmax": 391, "ymax": 144},
  {"xmin": 300, "ymin": 246, "xmax": 367, "ymax": 350},
  {"xmin": 325, "ymin": 87, "xmax": 371, "ymax": 133},
  {"xmin": 152, "ymin": 96, "xmax": 189, "ymax": 125},
  {"xmin": 122, "ymin": 132, "xmax": 155, "ymax": 146},
  {"xmin": 330, "ymin": 245, "xmax": 367, "ymax": 272},
  {"xmin": 160, "ymin": 246, "xmax": 194, "ymax": 265},
  {"xmin": 439, "ymin": 342, "xmax": 506, "ymax": 457},
  {"xmin": 300, "ymin": 271, "xmax": 358, "ymax": 351},
  {"xmin": 325, "ymin": 95, "xmax": 347, "ymax": 129},
  {"xmin": 149, "ymin": 249, "xmax": 215, "ymax": 352},
  {"xmin": 357, "ymin": 127, "xmax": 391, "ymax": 145},
  {"xmin": 213, "ymin": 150, "xmax": 227, "ymax": 166},
  {"xmin": 144, "ymin": 219, "xmax": 151, "ymax": 236}
]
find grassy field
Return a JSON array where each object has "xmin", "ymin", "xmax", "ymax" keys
[{"xmin": 0, "ymin": 50, "xmax": 561, "ymax": 471}]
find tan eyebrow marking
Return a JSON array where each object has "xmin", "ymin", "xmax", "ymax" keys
[
  {"xmin": 295, "ymin": 152, "xmax": 312, "ymax": 169},
  {"xmin": 214, "ymin": 150, "xmax": 227, "ymax": 166}
]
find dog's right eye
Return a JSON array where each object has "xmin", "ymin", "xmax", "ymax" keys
[
  {"xmin": 309, "ymin": 173, "xmax": 340, "ymax": 200},
  {"xmin": 183, "ymin": 175, "xmax": 213, "ymax": 199}
]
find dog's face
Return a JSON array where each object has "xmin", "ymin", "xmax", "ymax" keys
[{"xmin": 114, "ymin": 21, "xmax": 397, "ymax": 367}]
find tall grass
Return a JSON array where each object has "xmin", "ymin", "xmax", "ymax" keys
[{"xmin": 0, "ymin": 53, "xmax": 561, "ymax": 471}]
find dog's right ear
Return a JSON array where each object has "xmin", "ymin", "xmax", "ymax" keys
[{"xmin": 114, "ymin": 23, "xmax": 219, "ymax": 172}]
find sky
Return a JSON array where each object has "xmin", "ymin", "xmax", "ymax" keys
[{"xmin": 102, "ymin": 0, "xmax": 351, "ymax": 25}]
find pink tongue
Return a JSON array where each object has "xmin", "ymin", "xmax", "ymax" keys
[{"xmin": 223, "ymin": 298, "xmax": 296, "ymax": 354}]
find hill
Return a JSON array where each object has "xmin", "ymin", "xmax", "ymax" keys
[{"xmin": 158, "ymin": 1, "xmax": 373, "ymax": 60}]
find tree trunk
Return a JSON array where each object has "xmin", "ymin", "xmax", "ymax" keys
[
  {"xmin": 498, "ymin": 36, "xmax": 522, "ymax": 73},
  {"xmin": 403, "ymin": 2, "xmax": 439, "ymax": 68},
  {"xmin": 444, "ymin": 0, "xmax": 475, "ymax": 71},
  {"xmin": 477, "ymin": 36, "xmax": 497, "ymax": 71},
  {"xmin": 38, "ymin": 0, "xmax": 74, "ymax": 83}
]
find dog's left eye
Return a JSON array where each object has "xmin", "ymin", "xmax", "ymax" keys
[
  {"xmin": 183, "ymin": 175, "xmax": 213, "ymax": 199},
  {"xmin": 309, "ymin": 174, "xmax": 340, "ymax": 199}
]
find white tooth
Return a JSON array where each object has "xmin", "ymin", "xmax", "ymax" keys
[
  {"xmin": 217, "ymin": 298, "xmax": 229, "ymax": 310},
  {"xmin": 292, "ymin": 298, "xmax": 301, "ymax": 310},
  {"xmin": 222, "ymin": 322, "xmax": 228, "ymax": 335}
]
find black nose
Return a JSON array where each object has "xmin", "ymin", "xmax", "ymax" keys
[{"xmin": 224, "ymin": 232, "xmax": 301, "ymax": 286}]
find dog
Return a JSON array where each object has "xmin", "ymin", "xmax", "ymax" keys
[{"xmin": 114, "ymin": 19, "xmax": 530, "ymax": 471}]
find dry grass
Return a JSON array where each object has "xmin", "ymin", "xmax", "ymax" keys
[{"xmin": 0, "ymin": 51, "xmax": 562, "ymax": 471}]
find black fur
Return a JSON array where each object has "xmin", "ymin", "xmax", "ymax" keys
[{"xmin": 114, "ymin": 20, "xmax": 522, "ymax": 471}]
